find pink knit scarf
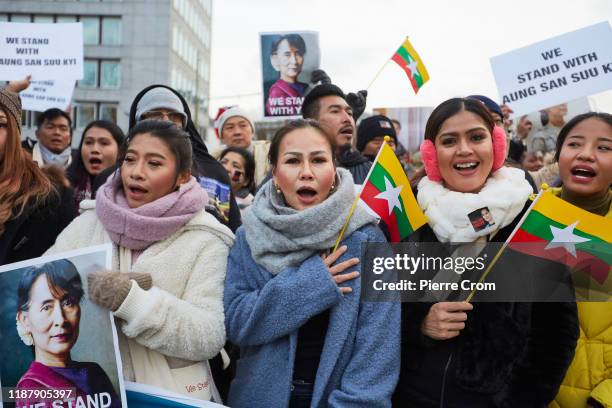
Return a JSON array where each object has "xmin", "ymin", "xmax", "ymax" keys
[{"xmin": 96, "ymin": 173, "xmax": 208, "ymax": 250}]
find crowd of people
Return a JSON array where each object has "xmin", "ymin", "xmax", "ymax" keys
[{"xmin": 0, "ymin": 70, "xmax": 610, "ymax": 408}]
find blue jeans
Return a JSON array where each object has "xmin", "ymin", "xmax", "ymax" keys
[{"xmin": 289, "ymin": 380, "xmax": 314, "ymax": 408}]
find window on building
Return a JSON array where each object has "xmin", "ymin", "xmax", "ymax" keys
[
  {"xmin": 0, "ymin": 14, "xmax": 7, "ymax": 22},
  {"xmin": 102, "ymin": 17, "xmax": 121, "ymax": 45},
  {"xmin": 56, "ymin": 15, "xmax": 76, "ymax": 23},
  {"xmin": 11, "ymin": 15, "xmax": 32, "ymax": 22},
  {"xmin": 99, "ymin": 104, "xmax": 118, "ymax": 123},
  {"xmin": 76, "ymin": 103, "xmax": 96, "ymax": 128},
  {"xmin": 81, "ymin": 17, "xmax": 100, "ymax": 45},
  {"xmin": 34, "ymin": 15, "xmax": 54, "ymax": 23},
  {"xmin": 79, "ymin": 60, "xmax": 98, "ymax": 88},
  {"xmin": 100, "ymin": 61, "xmax": 120, "ymax": 88}
]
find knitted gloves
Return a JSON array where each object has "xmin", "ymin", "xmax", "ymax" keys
[{"xmin": 88, "ymin": 271, "xmax": 152, "ymax": 311}]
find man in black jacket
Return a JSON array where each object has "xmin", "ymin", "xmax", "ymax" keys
[{"xmin": 302, "ymin": 83, "xmax": 372, "ymax": 185}]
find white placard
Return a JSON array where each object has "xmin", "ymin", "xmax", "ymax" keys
[
  {"xmin": 490, "ymin": 21, "xmax": 612, "ymax": 117},
  {"xmin": 0, "ymin": 22, "xmax": 84, "ymax": 80},
  {"xmin": 20, "ymin": 79, "xmax": 75, "ymax": 112}
]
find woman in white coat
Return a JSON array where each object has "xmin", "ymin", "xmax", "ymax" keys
[{"xmin": 47, "ymin": 120, "xmax": 234, "ymax": 403}]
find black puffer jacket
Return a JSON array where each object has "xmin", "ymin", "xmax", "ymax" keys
[{"xmin": 392, "ymin": 201, "xmax": 579, "ymax": 408}]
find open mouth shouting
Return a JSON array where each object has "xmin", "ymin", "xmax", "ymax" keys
[
  {"xmin": 338, "ymin": 125, "xmax": 354, "ymax": 143},
  {"xmin": 88, "ymin": 157, "xmax": 103, "ymax": 171},
  {"xmin": 296, "ymin": 186, "xmax": 318, "ymax": 206},
  {"xmin": 570, "ymin": 164, "xmax": 597, "ymax": 184},
  {"xmin": 453, "ymin": 161, "xmax": 480, "ymax": 175},
  {"xmin": 126, "ymin": 183, "xmax": 149, "ymax": 202}
]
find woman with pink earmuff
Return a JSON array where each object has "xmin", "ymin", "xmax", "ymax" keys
[{"xmin": 392, "ymin": 98, "xmax": 579, "ymax": 407}]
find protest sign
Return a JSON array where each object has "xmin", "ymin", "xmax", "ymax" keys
[
  {"xmin": 260, "ymin": 31, "xmax": 320, "ymax": 117},
  {"xmin": 0, "ymin": 245, "xmax": 127, "ymax": 408},
  {"xmin": 0, "ymin": 23, "xmax": 84, "ymax": 80},
  {"xmin": 490, "ymin": 21, "xmax": 612, "ymax": 117},
  {"xmin": 20, "ymin": 80, "xmax": 75, "ymax": 112}
]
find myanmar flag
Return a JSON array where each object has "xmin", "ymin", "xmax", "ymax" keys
[
  {"xmin": 391, "ymin": 37, "xmax": 430, "ymax": 94},
  {"xmin": 508, "ymin": 190, "xmax": 611, "ymax": 288},
  {"xmin": 359, "ymin": 140, "xmax": 427, "ymax": 242}
]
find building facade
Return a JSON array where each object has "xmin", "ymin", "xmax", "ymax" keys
[{"xmin": 0, "ymin": 0, "xmax": 212, "ymax": 145}]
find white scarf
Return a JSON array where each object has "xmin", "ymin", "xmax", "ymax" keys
[
  {"xmin": 32, "ymin": 142, "xmax": 72, "ymax": 168},
  {"xmin": 417, "ymin": 167, "xmax": 533, "ymax": 243}
]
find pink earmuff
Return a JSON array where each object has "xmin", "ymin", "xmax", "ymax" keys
[
  {"xmin": 420, "ymin": 139, "xmax": 442, "ymax": 182},
  {"xmin": 420, "ymin": 125, "xmax": 507, "ymax": 182},
  {"xmin": 491, "ymin": 125, "xmax": 507, "ymax": 172}
]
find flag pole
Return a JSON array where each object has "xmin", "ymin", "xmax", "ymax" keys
[
  {"xmin": 332, "ymin": 137, "xmax": 392, "ymax": 252},
  {"xmin": 465, "ymin": 189, "xmax": 546, "ymax": 302},
  {"xmin": 366, "ymin": 60, "xmax": 390, "ymax": 90}
]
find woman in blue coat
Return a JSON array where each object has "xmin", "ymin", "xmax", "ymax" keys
[{"xmin": 224, "ymin": 119, "xmax": 400, "ymax": 408}]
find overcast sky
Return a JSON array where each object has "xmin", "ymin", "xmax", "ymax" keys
[{"xmin": 208, "ymin": 0, "xmax": 612, "ymax": 119}]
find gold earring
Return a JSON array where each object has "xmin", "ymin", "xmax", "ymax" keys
[{"xmin": 275, "ymin": 183, "xmax": 281, "ymax": 194}]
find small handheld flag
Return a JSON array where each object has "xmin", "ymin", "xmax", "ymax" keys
[
  {"xmin": 391, "ymin": 37, "xmax": 430, "ymax": 94},
  {"xmin": 333, "ymin": 136, "xmax": 427, "ymax": 249}
]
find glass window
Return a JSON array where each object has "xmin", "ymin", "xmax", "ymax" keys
[
  {"xmin": 11, "ymin": 15, "xmax": 32, "ymax": 22},
  {"xmin": 56, "ymin": 15, "xmax": 76, "ymax": 23},
  {"xmin": 79, "ymin": 60, "xmax": 98, "ymax": 88},
  {"xmin": 100, "ymin": 61, "xmax": 120, "ymax": 88},
  {"xmin": 99, "ymin": 104, "xmax": 118, "ymax": 123},
  {"xmin": 0, "ymin": 14, "xmax": 9, "ymax": 22},
  {"xmin": 34, "ymin": 15, "xmax": 54, "ymax": 23},
  {"xmin": 76, "ymin": 103, "xmax": 96, "ymax": 128},
  {"xmin": 102, "ymin": 17, "xmax": 121, "ymax": 45},
  {"xmin": 81, "ymin": 17, "xmax": 100, "ymax": 45}
]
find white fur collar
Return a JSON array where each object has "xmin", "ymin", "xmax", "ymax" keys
[{"xmin": 417, "ymin": 167, "xmax": 533, "ymax": 243}]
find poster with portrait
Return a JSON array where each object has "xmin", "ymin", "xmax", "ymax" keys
[
  {"xmin": 260, "ymin": 31, "xmax": 320, "ymax": 117},
  {"xmin": 0, "ymin": 245, "xmax": 127, "ymax": 408}
]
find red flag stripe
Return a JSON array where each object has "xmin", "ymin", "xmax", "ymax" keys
[
  {"xmin": 510, "ymin": 229, "xmax": 610, "ymax": 284},
  {"xmin": 362, "ymin": 181, "xmax": 401, "ymax": 241},
  {"xmin": 391, "ymin": 53, "xmax": 418, "ymax": 93}
]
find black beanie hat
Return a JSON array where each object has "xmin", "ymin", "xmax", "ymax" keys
[
  {"xmin": 356, "ymin": 115, "xmax": 397, "ymax": 152},
  {"xmin": 302, "ymin": 83, "xmax": 346, "ymax": 118}
]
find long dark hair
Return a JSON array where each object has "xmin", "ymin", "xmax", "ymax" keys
[
  {"xmin": 271, "ymin": 34, "xmax": 306, "ymax": 56},
  {"xmin": 17, "ymin": 259, "xmax": 84, "ymax": 315},
  {"xmin": 410, "ymin": 97, "xmax": 494, "ymax": 189},
  {"xmin": 220, "ymin": 147, "xmax": 256, "ymax": 195},
  {"xmin": 66, "ymin": 120, "xmax": 125, "ymax": 201},
  {"xmin": 554, "ymin": 112, "xmax": 612, "ymax": 161}
]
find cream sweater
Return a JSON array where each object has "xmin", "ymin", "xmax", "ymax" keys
[{"xmin": 46, "ymin": 202, "xmax": 234, "ymax": 378}]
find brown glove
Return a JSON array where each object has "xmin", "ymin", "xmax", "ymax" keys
[{"xmin": 87, "ymin": 271, "xmax": 152, "ymax": 311}]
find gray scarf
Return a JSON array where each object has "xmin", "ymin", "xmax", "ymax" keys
[{"xmin": 244, "ymin": 167, "xmax": 376, "ymax": 275}]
